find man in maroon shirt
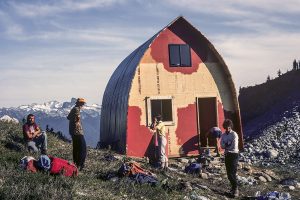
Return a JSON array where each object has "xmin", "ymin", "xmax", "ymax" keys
[{"xmin": 23, "ymin": 114, "xmax": 47, "ymax": 154}]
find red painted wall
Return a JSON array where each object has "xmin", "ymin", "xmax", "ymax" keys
[
  {"xmin": 150, "ymin": 28, "xmax": 202, "ymax": 74},
  {"xmin": 175, "ymin": 104, "xmax": 199, "ymax": 155},
  {"xmin": 127, "ymin": 106, "xmax": 154, "ymax": 157}
]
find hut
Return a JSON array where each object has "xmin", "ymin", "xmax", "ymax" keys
[{"xmin": 99, "ymin": 16, "xmax": 243, "ymax": 158}]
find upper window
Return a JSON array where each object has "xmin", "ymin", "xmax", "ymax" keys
[{"xmin": 169, "ymin": 44, "xmax": 191, "ymax": 67}]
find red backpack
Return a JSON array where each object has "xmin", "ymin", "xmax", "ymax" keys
[{"xmin": 49, "ymin": 156, "xmax": 78, "ymax": 177}]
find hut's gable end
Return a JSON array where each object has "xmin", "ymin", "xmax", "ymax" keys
[
  {"xmin": 127, "ymin": 51, "xmax": 225, "ymax": 157},
  {"xmin": 102, "ymin": 16, "xmax": 243, "ymax": 157},
  {"xmin": 149, "ymin": 28, "xmax": 202, "ymax": 74}
]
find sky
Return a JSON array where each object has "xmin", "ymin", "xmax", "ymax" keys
[{"xmin": 1, "ymin": 0, "xmax": 300, "ymax": 107}]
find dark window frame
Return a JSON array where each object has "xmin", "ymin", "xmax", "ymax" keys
[
  {"xmin": 168, "ymin": 44, "xmax": 192, "ymax": 67},
  {"xmin": 146, "ymin": 96, "xmax": 175, "ymax": 126}
]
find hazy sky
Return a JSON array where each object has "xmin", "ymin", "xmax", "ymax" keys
[{"xmin": 1, "ymin": 0, "xmax": 300, "ymax": 107}]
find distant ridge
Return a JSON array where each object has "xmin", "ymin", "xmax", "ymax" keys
[{"xmin": 239, "ymin": 70, "xmax": 300, "ymax": 137}]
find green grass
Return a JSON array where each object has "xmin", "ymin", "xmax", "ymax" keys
[
  {"xmin": 0, "ymin": 122, "xmax": 191, "ymax": 200},
  {"xmin": 0, "ymin": 121, "xmax": 299, "ymax": 200}
]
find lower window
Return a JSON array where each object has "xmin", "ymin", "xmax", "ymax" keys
[{"xmin": 146, "ymin": 96, "xmax": 174, "ymax": 126}]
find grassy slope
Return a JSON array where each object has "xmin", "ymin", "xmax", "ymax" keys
[
  {"xmin": 0, "ymin": 121, "xmax": 299, "ymax": 200},
  {"xmin": 0, "ymin": 122, "xmax": 188, "ymax": 200}
]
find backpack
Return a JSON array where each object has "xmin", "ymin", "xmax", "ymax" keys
[
  {"xmin": 185, "ymin": 163, "xmax": 202, "ymax": 174},
  {"xmin": 20, "ymin": 156, "xmax": 38, "ymax": 173},
  {"xmin": 37, "ymin": 155, "xmax": 51, "ymax": 171},
  {"xmin": 49, "ymin": 156, "xmax": 78, "ymax": 177},
  {"xmin": 20, "ymin": 156, "xmax": 35, "ymax": 169}
]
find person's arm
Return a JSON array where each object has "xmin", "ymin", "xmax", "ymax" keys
[
  {"xmin": 33, "ymin": 126, "xmax": 41, "ymax": 137},
  {"xmin": 231, "ymin": 131, "xmax": 239, "ymax": 150},
  {"xmin": 220, "ymin": 134, "xmax": 226, "ymax": 149}
]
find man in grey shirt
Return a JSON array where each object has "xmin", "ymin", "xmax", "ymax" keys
[{"xmin": 220, "ymin": 119, "xmax": 239, "ymax": 198}]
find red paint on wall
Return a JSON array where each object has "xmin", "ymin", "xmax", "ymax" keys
[
  {"xmin": 150, "ymin": 28, "xmax": 202, "ymax": 74},
  {"xmin": 127, "ymin": 106, "xmax": 154, "ymax": 157},
  {"xmin": 175, "ymin": 104, "xmax": 199, "ymax": 155}
]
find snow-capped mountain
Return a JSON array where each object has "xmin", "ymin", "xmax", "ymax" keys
[
  {"xmin": 0, "ymin": 115, "xmax": 19, "ymax": 124},
  {"xmin": 0, "ymin": 98, "xmax": 101, "ymax": 147}
]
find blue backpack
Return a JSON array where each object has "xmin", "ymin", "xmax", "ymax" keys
[
  {"xmin": 37, "ymin": 155, "xmax": 51, "ymax": 171},
  {"xmin": 185, "ymin": 163, "xmax": 201, "ymax": 174}
]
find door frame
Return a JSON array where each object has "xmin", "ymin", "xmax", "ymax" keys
[{"xmin": 196, "ymin": 96, "xmax": 218, "ymax": 148}]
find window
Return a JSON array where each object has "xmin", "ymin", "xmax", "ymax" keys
[
  {"xmin": 146, "ymin": 96, "xmax": 174, "ymax": 126},
  {"xmin": 151, "ymin": 99, "xmax": 173, "ymax": 121},
  {"xmin": 169, "ymin": 44, "xmax": 191, "ymax": 67}
]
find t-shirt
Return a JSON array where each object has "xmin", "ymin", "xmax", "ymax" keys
[
  {"xmin": 220, "ymin": 130, "xmax": 239, "ymax": 153},
  {"xmin": 155, "ymin": 121, "xmax": 166, "ymax": 137},
  {"xmin": 67, "ymin": 106, "xmax": 83, "ymax": 136},
  {"xmin": 22, "ymin": 123, "xmax": 39, "ymax": 140}
]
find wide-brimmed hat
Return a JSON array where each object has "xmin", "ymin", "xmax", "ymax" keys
[{"xmin": 76, "ymin": 98, "xmax": 86, "ymax": 104}]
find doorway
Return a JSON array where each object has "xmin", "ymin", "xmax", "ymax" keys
[{"xmin": 197, "ymin": 97, "xmax": 218, "ymax": 147}]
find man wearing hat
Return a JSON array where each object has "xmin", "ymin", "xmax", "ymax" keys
[{"xmin": 67, "ymin": 98, "xmax": 87, "ymax": 171}]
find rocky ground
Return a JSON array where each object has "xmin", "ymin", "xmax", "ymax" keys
[{"xmin": 241, "ymin": 104, "xmax": 300, "ymax": 168}]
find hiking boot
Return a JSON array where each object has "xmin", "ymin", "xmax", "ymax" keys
[{"xmin": 232, "ymin": 189, "xmax": 239, "ymax": 198}]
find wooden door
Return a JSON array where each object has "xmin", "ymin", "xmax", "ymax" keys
[{"xmin": 197, "ymin": 97, "xmax": 218, "ymax": 147}]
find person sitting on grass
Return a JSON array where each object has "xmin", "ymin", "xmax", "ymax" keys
[{"xmin": 22, "ymin": 114, "xmax": 47, "ymax": 154}]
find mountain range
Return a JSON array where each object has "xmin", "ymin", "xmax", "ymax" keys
[{"xmin": 0, "ymin": 98, "xmax": 101, "ymax": 147}]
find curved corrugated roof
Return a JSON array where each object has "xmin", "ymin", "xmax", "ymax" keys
[
  {"xmin": 100, "ymin": 33, "xmax": 160, "ymax": 153},
  {"xmin": 99, "ymin": 16, "xmax": 242, "ymax": 153}
]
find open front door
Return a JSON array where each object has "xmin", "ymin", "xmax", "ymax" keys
[{"xmin": 197, "ymin": 97, "xmax": 218, "ymax": 147}]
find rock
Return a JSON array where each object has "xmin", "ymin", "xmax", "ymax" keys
[
  {"xmin": 182, "ymin": 181, "xmax": 193, "ymax": 191},
  {"xmin": 258, "ymin": 176, "xmax": 267, "ymax": 183},
  {"xmin": 200, "ymin": 173, "xmax": 208, "ymax": 179},
  {"xmin": 288, "ymin": 186, "xmax": 295, "ymax": 190},
  {"xmin": 296, "ymin": 182, "xmax": 300, "ymax": 189},
  {"xmin": 178, "ymin": 158, "xmax": 189, "ymax": 163},
  {"xmin": 262, "ymin": 174, "xmax": 272, "ymax": 182},
  {"xmin": 243, "ymin": 164, "xmax": 252, "ymax": 172},
  {"xmin": 265, "ymin": 149, "xmax": 279, "ymax": 158},
  {"xmin": 109, "ymin": 177, "xmax": 119, "ymax": 182},
  {"xmin": 190, "ymin": 193, "xmax": 210, "ymax": 200},
  {"xmin": 264, "ymin": 170, "xmax": 280, "ymax": 180},
  {"xmin": 280, "ymin": 178, "xmax": 298, "ymax": 186},
  {"xmin": 280, "ymin": 193, "xmax": 291, "ymax": 199}
]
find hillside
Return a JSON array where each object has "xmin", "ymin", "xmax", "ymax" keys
[
  {"xmin": 0, "ymin": 121, "xmax": 299, "ymax": 199},
  {"xmin": 239, "ymin": 70, "xmax": 300, "ymax": 137},
  {"xmin": 0, "ymin": 98, "xmax": 100, "ymax": 147}
]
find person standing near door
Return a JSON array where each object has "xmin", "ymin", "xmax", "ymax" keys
[
  {"xmin": 150, "ymin": 115, "xmax": 168, "ymax": 170},
  {"xmin": 67, "ymin": 98, "xmax": 87, "ymax": 171},
  {"xmin": 220, "ymin": 119, "xmax": 239, "ymax": 198}
]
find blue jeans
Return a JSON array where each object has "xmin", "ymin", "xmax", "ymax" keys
[{"xmin": 27, "ymin": 131, "xmax": 47, "ymax": 153}]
